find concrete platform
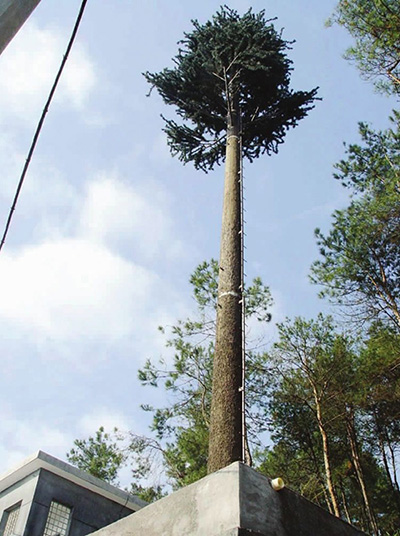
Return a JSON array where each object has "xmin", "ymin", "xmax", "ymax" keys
[{"xmin": 91, "ymin": 462, "xmax": 365, "ymax": 535}]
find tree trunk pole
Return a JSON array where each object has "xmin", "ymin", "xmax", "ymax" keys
[{"xmin": 208, "ymin": 100, "xmax": 243, "ymax": 474}]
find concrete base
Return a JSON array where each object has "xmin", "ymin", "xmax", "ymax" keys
[{"xmin": 91, "ymin": 462, "xmax": 365, "ymax": 536}]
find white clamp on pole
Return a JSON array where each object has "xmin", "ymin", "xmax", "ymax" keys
[
  {"xmin": 271, "ymin": 477, "xmax": 285, "ymax": 491},
  {"xmin": 219, "ymin": 291, "xmax": 240, "ymax": 298}
]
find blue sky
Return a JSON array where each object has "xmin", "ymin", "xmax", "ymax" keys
[{"xmin": 0, "ymin": 0, "xmax": 397, "ymax": 480}]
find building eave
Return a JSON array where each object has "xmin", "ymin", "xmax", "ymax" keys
[{"xmin": 0, "ymin": 451, "xmax": 145, "ymax": 511}]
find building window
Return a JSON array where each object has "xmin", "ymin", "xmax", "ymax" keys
[
  {"xmin": 1, "ymin": 502, "xmax": 21, "ymax": 536},
  {"xmin": 42, "ymin": 501, "xmax": 72, "ymax": 536}
]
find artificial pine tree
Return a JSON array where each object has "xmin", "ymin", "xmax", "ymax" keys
[{"xmin": 145, "ymin": 7, "xmax": 318, "ymax": 473}]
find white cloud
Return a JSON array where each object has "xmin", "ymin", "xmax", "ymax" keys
[
  {"xmin": 0, "ymin": 22, "xmax": 96, "ymax": 122},
  {"xmin": 150, "ymin": 132, "xmax": 172, "ymax": 163},
  {"xmin": 60, "ymin": 43, "xmax": 97, "ymax": 110},
  {"xmin": 0, "ymin": 134, "xmax": 79, "ymax": 233},
  {"xmin": 77, "ymin": 410, "xmax": 131, "ymax": 436},
  {"xmin": 0, "ymin": 233, "xmax": 187, "ymax": 371},
  {"xmin": 246, "ymin": 287, "xmax": 287, "ymax": 348},
  {"xmin": 0, "ymin": 239, "xmax": 158, "ymax": 340},
  {"xmin": 0, "ymin": 157, "xmax": 191, "ymax": 367},
  {"xmin": 79, "ymin": 172, "xmax": 185, "ymax": 262},
  {"xmin": 0, "ymin": 418, "xmax": 70, "ymax": 475},
  {"xmin": 0, "ymin": 134, "xmax": 26, "ymax": 199}
]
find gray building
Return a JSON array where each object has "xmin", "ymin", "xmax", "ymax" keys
[
  {"xmin": 0, "ymin": 451, "xmax": 145, "ymax": 536},
  {"xmin": 0, "ymin": 0, "xmax": 42, "ymax": 55}
]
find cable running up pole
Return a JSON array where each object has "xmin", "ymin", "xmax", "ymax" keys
[
  {"xmin": 0, "ymin": 0, "xmax": 89, "ymax": 252},
  {"xmin": 239, "ymin": 127, "xmax": 247, "ymax": 465}
]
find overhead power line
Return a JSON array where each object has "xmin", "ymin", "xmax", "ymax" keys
[{"xmin": 0, "ymin": 0, "xmax": 89, "ymax": 252}]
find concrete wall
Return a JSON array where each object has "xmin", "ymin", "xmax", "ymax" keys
[
  {"xmin": 0, "ymin": 0, "xmax": 42, "ymax": 55},
  {"xmin": 94, "ymin": 462, "xmax": 242, "ymax": 536},
  {"xmin": 24, "ymin": 469, "xmax": 135, "ymax": 536},
  {"xmin": 237, "ymin": 462, "xmax": 364, "ymax": 536},
  {"xmin": 92, "ymin": 462, "xmax": 366, "ymax": 536},
  {"xmin": 0, "ymin": 471, "xmax": 39, "ymax": 536}
]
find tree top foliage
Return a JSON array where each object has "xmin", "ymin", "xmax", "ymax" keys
[
  {"xmin": 328, "ymin": 0, "xmax": 400, "ymax": 95},
  {"xmin": 144, "ymin": 6, "xmax": 318, "ymax": 171}
]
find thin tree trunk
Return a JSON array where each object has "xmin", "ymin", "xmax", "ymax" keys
[
  {"xmin": 312, "ymin": 386, "xmax": 341, "ymax": 517},
  {"xmin": 317, "ymin": 416, "xmax": 341, "ymax": 517},
  {"xmin": 306, "ymin": 435, "xmax": 333, "ymax": 514},
  {"xmin": 378, "ymin": 431, "xmax": 398, "ymax": 496},
  {"xmin": 377, "ymin": 426, "xmax": 392, "ymax": 484},
  {"xmin": 208, "ymin": 96, "xmax": 243, "ymax": 474},
  {"xmin": 323, "ymin": 485, "xmax": 334, "ymax": 515},
  {"xmin": 389, "ymin": 442, "xmax": 400, "ymax": 491},
  {"xmin": 346, "ymin": 410, "xmax": 379, "ymax": 535},
  {"xmin": 384, "ymin": 426, "xmax": 400, "ymax": 493},
  {"xmin": 376, "ymin": 420, "xmax": 400, "ymax": 513},
  {"xmin": 339, "ymin": 480, "xmax": 352, "ymax": 525}
]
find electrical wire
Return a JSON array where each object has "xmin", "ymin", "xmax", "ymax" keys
[{"xmin": 0, "ymin": 0, "xmax": 89, "ymax": 252}]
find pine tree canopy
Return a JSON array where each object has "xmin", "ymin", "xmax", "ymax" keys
[{"xmin": 144, "ymin": 7, "xmax": 319, "ymax": 171}]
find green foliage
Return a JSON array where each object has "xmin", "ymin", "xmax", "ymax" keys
[
  {"xmin": 66, "ymin": 426, "xmax": 126, "ymax": 485},
  {"xmin": 358, "ymin": 323, "xmax": 400, "ymax": 474},
  {"xmin": 328, "ymin": 0, "xmax": 400, "ymax": 95},
  {"xmin": 188, "ymin": 259, "xmax": 272, "ymax": 321},
  {"xmin": 310, "ymin": 118, "xmax": 400, "ymax": 329},
  {"xmin": 144, "ymin": 6, "xmax": 318, "ymax": 171},
  {"xmin": 129, "ymin": 483, "xmax": 165, "ymax": 503},
  {"xmin": 67, "ymin": 283, "xmax": 400, "ymax": 532},
  {"xmin": 162, "ymin": 425, "xmax": 209, "ymax": 488},
  {"xmin": 138, "ymin": 259, "xmax": 273, "ymax": 486},
  {"xmin": 332, "ymin": 113, "xmax": 400, "ymax": 195},
  {"xmin": 67, "ymin": 428, "xmax": 167, "ymax": 502},
  {"xmin": 307, "ymin": 113, "xmax": 400, "ymax": 532},
  {"xmin": 190, "ymin": 259, "xmax": 219, "ymax": 310},
  {"xmin": 264, "ymin": 316, "xmax": 400, "ymax": 533}
]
